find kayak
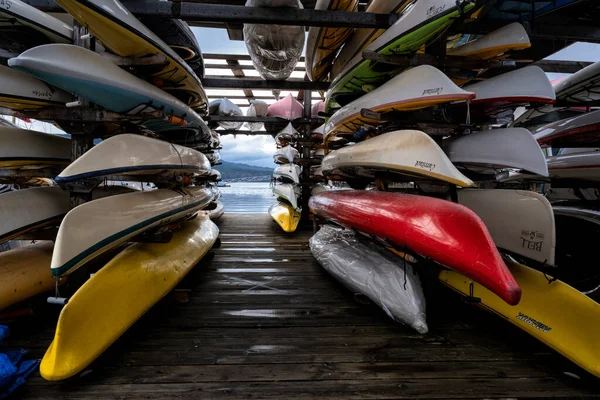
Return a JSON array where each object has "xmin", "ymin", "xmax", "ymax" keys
[
  {"xmin": 51, "ymin": 187, "xmax": 213, "ymax": 277},
  {"xmin": 306, "ymin": 0, "xmax": 359, "ymax": 81},
  {"xmin": 324, "ymin": 65, "xmax": 475, "ymax": 142},
  {"xmin": 457, "ymin": 189, "xmax": 556, "ymax": 266},
  {"xmin": 534, "ymin": 110, "xmax": 600, "ymax": 148},
  {"xmin": 443, "ymin": 128, "xmax": 549, "ymax": 178},
  {"xmin": 246, "ymin": 100, "xmax": 269, "ymax": 131},
  {"xmin": 54, "ymin": 0, "xmax": 207, "ymax": 112},
  {"xmin": 547, "ymin": 149, "xmax": 600, "ymax": 183},
  {"xmin": 273, "ymin": 145, "xmax": 299, "ymax": 164},
  {"xmin": 266, "ymin": 94, "xmax": 304, "ymax": 132},
  {"xmin": 326, "ymin": 0, "xmax": 473, "ymax": 111},
  {"xmin": 0, "ymin": 65, "xmax": 71, "ymax": 110},
  {"xmin": 207, "ymin": 200, "xmax": 224, "ymax": 220},
  {"xmin": 40, "ymin": 215, "xmax": 219, "ymax": 381},
  {"xmin": 269, "ymin": 200, "xmax": 301, "ymax": 233},
  {"xmin": 309, "ymin": 190, "xmax": 521, "ymax": 305},
  {"xmin": 0, "ymin": 127, "xmax": 70, "ymax": 171},
  {"xmin": 275, "ymin": 123, "xmax": 299, "ymax": 146},
  {"xmin": 273, "ymin": 182, "xmax": 299, "ymax": 210},
  {"xmin": 439, "ymin": 260, "xmax": 600, "ymax": 379},
  {"xmin": 55, "ymin": 134, "xmax": 211, "ymax": 187},
  {"xmin": 0, "ymin": 241, "xmax": 55, "ymax": 311},
  {"xmin": 273, "ymin": 163, "xmax": 301, "ymax": 185},
  {"xmin": 310, "ymin": 224, "xmax": 428, "ymax": 333},
  {"xmin": 321, "ymin": 130, "xmax": 475, "ymax": 187},
  {"xmin": 447, "ymin": 22, "xmax": 530, "ymax": 59}
]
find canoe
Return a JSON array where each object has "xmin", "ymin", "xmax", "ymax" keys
[
  {"xmin": 0, "ymin": 241, "xmax": 55, "ymax": 311},
  {"xmin": 0, "ymin": 127, "xmax": 70, "ymax": 171},
  {"xmin": 447, "ymin": 22, "xmax": 530, "ymax": 59},
  {"xmin": 310, "ymin": 225, "xmax": 428, "ymax": 333},
  {"xmin": 55, "ymin": 134, "xmax": 211, "ymax": 187},
  {"xmin": 138, "ymin": 17, "xmax": 204, "ymax": 78},
  {"xmin": 246, "ymin": 100, "xmax": 269, "ymax": 131},
  {"xmin": 443, "ymin": 128, "xmax": 549, "ymax": 178},
  {"xmin": 330, "ymin": 0, "xmax": 411, "ymax": 81},
  {"xmin": 54, "ymin": 0, "xmax": 207, "ymax": 112},
  {"xmin": 273, "ymin": 182, "xmax": 299, "ymax": 210},
  {"xmin": 160, "ymin": 122, "xmax": 212, "ymax": 148},
  {"xmin": 324, "ymin": 65, "xmax": 475, "ymax": 141},
  {"xmin": 0, "ymin": 65, "xmax": 71, "ymax": 110},
  {"xmin": 457, "ymin": 189, "xmax": 556, "ymax": 266},
  {"xmin": 533, "ymin": 110, "xmax": 600, "ymax": 148},
  {"xmin": 50, "ymin": 186, "xmax": 213, "ymax": 277},
  {"xmin": 553, "ymin": 60, "xmax": 600, "ymax": 106},
  {"xmin": 207, "ymin": 200, "xmax": 224, "ymax": 220},
  {"xmin": 273, "ymin": 145, "xmax": 299, "ymax": 164},
  {"xmin": 322, "ymin": 130, "xmax": 475, "ymax": 187},
  {"xmin": 40, "ymin": 215, "xmax": 219, "ymax": 381},
  {"xmin": 310, "ymin": 190, "xmax": 522, "ymax": 305},
  {"xmin": 9, "ymin": 44, "xmax": 209, "ymax": 133},
  {"xmin": 457, "ymin": 66, "xmax": 555, "ymax": 118},
  {"xmin": 209, "ymin": 98, "xmax": 243, "ymax": 130},
  {"xmin": 273, "ymin": 163, "xmax": 301, "ymax": 184},
  {"xmin": 243, "ymin": 0, "xmax": 304, "ymax": 81},
  {"xmin": 0, "ymin": 0, "xmax": 72, "ymax": 55},
  {"xmin": 439, "ymin": 260, "xmax": 600, "ymax": 379},
  {"xmin": 547, "ymin": 149, "xmax": 600, "ymax": 183},
  {"xmin": 306, "ymin": 0, "xmax": 358, "ymax": 82},
  {"xmin": 269, "ymin": 200, "xmax": 301, "ymax": 233},
  {"xmin": 326, "ymin": 0, "xmax": 473, "ymax": 110},
  {"xmin": 207, "ymin": 169, "xmax": 222, "ymax": 182}
]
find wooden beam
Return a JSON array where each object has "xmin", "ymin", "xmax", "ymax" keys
[{"xmin": 203, "ymin": 77, "xmax": 330, "ymax": 90}]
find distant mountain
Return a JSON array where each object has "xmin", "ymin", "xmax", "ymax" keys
[{"xmin": 217, "ymin": 161, "xmax": 273, "ymax": 182}]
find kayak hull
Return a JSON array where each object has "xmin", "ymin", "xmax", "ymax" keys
[{"xmin": 269, "ymin": 201, "xmax": 301, "ymax": 233}]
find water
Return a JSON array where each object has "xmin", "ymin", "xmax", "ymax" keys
[{"xmin": 219, "ymin": 182, "xmax": 274, "ymax": 213}]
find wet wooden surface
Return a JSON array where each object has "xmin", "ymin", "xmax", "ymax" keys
[{"xmin": 7, "ymin": 213, "xmax": 600, "ymax": 398}]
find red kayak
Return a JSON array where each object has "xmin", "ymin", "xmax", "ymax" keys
[{"xmin": 309, "ymin": 191, "xmax": 521, "ymax": 305}]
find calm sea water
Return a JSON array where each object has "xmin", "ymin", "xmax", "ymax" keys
[{"xmin": 219, "ymin": 182, "xmax": 275, "ymax": 213}]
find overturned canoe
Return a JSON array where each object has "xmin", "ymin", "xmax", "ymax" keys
[
  {"xmin": 533, "ymin": 110, "xmax": 600, "ymax": 148},
  {"xmin": 40, "ymin": 215, "xmax": 219, "ymax": 381},
  {"xmin": 443, "ymin": 128, "xmax": 548, "ymax": 178},
  {"xmin": 0, "ymin": 65, "xmax": 71, "ymax": 110},
  {"xmin": 447, "ymin": 22, "xmax": 530, "ymax": 59},
  {"xmin": 0, "ymin": 127, "xmax": 70, "ymax": 171},
  {"xmin": 322, "ymin": 130, "xmax": 474, "ymax": 187},
  {"xmin": 309, "ymin": 190, "xmax": 521, "ymax": 305},
  {"xmin": 547, "ymin": 148, "xmax": 600, "ymax": 184},
  {"xmin": 269, "ymin": 200, "xmax": 301, "ymax": 233},
  {"xmin": 56, "ymin": 134, "xmax": 211, "ymax": 187},
  {"xmin": 553, "ymin": 60, "xmax": 600, "ymax": 106},
  {"xmin": 51, "ymin": 187, "xmax": 213, "ymax": 277}
]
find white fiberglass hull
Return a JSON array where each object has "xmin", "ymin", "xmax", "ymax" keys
[
  {"xmin": 273, "ymin": 182, "xmax": 299, "ymax": 209},
  {"xmin": 273, "ymin": 163, "xmax": 301, "ymax": 184}
]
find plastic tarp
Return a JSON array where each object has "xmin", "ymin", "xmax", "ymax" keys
[
  {"xmin": 243, "ymin": 0, "xmax": 305, "ymax": 80},
  {"xmin": 0, "ymin": 326, "xmax": 39, "ymax": 398},
  {"xmin": 208, "ymin": 99, "xmax": 244, "ymax": 130},
  {"xmin": 246, "ymin": 100, "xmax": 269, "ymax": 131},
  {"xmin": 309, "ymin": 225, "xmax": 428, "ymax": 333}
]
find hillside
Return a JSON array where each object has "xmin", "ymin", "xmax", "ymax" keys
[{"xmin": 217, "ymin": 161, "xmax": 272, "ymax": 182}]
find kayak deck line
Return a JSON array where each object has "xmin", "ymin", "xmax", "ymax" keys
[{"xmin": 9, "ymin": 213, "xmax": 597, "ymax": 398}]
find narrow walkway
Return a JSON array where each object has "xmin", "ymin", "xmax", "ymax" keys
[{"xmin": 9, "ymin": 214, "xmax": 598, "ymax": 398}]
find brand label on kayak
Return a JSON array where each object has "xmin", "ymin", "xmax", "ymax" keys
[
  {"xmin": 415, "ymin": 161, "xmax": 436, "ymax": 171},
  {"xmin": 520, "ymin": 230, "xmax": 544, "ymax": 252},
  {"xmin": 0, "ymin": 0, "xmax": 13, "ymax": 10},
  {"xmin": 423, "ymin": 87, "xmax": 444, "ymax": 96},
  {"xmin": 426, "ymin": 4, "xmax": 448, "ymax": 18},
  {"xmin": 516, "ymin": 312, "xmax": 552, "ymax": 333}
]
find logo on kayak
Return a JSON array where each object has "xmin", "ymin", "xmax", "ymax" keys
[
  {"xmin": 426, "ymin": 4, "xmax": 448, "ymax": 18},
  {"xmin": 423, "ymin": 87, "xmax": 444, "ymax": 96},
  {"xmin": 520, "ymin": 230, "xmax": 544, "ymax": 252},
  {"xmin": 516, "ymin": 312, "xmax": 552, "ymax": 333},
  {"xmin": 415, "ymin": 161, "xmax": 435, "ymax": 171}
]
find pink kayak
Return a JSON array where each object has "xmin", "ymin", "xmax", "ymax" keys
[
  {"xmin": 309, "ymin": 190, "xmax": 522, "ymax": 306},
  {"xmin": 268, "ymin": 93, "xmax": 304, "ymax": 120}
]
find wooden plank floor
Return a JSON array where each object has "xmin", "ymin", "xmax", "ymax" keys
[{"xmin": 6, "ymin": 213, "xmax": 599, "ymax": 398}]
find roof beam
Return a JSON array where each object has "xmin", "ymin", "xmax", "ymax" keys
[{"xmin": 203, "ymin": 77, "xmax": 330, "ymax": 90}]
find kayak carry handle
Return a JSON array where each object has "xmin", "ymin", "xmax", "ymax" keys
[{"xmin": 47, "ymin": 297, "xmax": 68, "ymax": 306}]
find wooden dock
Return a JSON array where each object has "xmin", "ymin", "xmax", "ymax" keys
[{"xmin": 7, "ymin": 213, "xmax": 599, "ymax": 398}]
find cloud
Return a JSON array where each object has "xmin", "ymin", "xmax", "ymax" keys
[{"xmin": 219, "ymin": 134, "xmax": 277, "ymax": 167}]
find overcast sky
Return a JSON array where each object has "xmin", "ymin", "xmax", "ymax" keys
[{"xmin": 8, "ymin": 30, "xmax": 600, "ymax": 168}]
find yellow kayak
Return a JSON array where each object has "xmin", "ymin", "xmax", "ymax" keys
[
  {"xmin": 0, "ymin": 242, "xmax": 55, "ymax": 311},
  {"xmin": 40, "ymin": 214, "xmax": 219, "ymax": 381},
  {"xmin": 56, "ymin": 0, "xmax": 208, "ymax": 112},
  {"xmin": 269, "ymin": 201, "xmax": 301, "ymax": 233},
  {"xmin": 439, "ymin": 260, "xmax": 600, "ymax": 378},
  {"xmin": 306, "ymin": 0, "xmax": 359, "ymax": 82}
]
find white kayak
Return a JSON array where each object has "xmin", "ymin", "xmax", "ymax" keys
[
  {"xmin": 275, "ymin": 123, "xmax": 299, "ymax": 146},
  {"xmin": 207, "ymin": 169, "xmax": 222, "ymax": 182},
  {"xmin": 457, "ymin": 189, "xmax": 556, "ymax": 266},
  {"xmin": 56, "ymin": 134, "xmax": 211, "ymax": 187},
  {"xmin": 0, "ymin": 65, "xmax": 71, "ymax": 110},
  {"xmin": 447, "ymin": 22, "xmax": 530, "ymax": 59},
  {"xmin": 553, "ymin": 61, "xmax": 600, "ymax": 106},
  {"xmin": 0, "ymin": 127, "xmax": 70, "ymax": 171},
  {"xmin": 273, "ymin": 145, "xmax": 299, "ymax": 164},
  {"xmin": 9, "ymin": 44, "xmax": 208, "ymax": 133},
  {"xmin": 325, "ymin": 65, "xmax": 475, "ymax": 142},
  {"xmin": 0, "ymin": 0, "xmax": 72, "ymax": 49},
  {"xmin": 273, "ymin": 163, "xmax": 301, "ymax": 184},
  {"xmin": 311, "ymin": 166, "xmax": 324, "ymax": 180},
  {"xmin": 209, "ymin": 98, "xmax": 243, "ymax": 130},
  {"xmin": 273, "ymin": 182, "xmax": 300, "ymax": 209},
  {"xmin": 533, "ymin": 110, "xmax": 600, "ymax": 149},
  {"xmin": 443, "ymin": 128, "xmax": 549, "ymax": 178},
  {"xmin": 51, "ymin": 186, "xmax": 213, "ymax": 277},
  {"xmin": 207, "ymin": 200, "xmax": 225, "ymax": 220},
  {"xmin": 322, "ymin": 130, "xmax": 475, "ymax": 187},
  {"xmin": 246, "ymin": 100, "xmax": 269, "ymax": 131},
  {"xmin": 547, "ymin": 148, "xmax": 600, "ymax": 183}
]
